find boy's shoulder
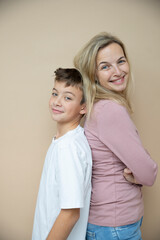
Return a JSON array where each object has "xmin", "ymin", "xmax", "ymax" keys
[
  {"xmin": 55, "ymin": 125, "xmax": 85, "ymax": 146},
  {"xmin": 54, "ymin": 125, "xmax": 92, "ymax": 166}
]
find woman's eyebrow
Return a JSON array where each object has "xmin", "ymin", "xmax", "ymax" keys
[
  {"xmin": 98, "ymin": 61, "xmax": 109, "ymax": 67},
  {"xmin": 98, "ymin": 56, "xmax": 126, "ymax": 66},
  {"xmin": 118, "ymin": 56, "xmax": 126, "ymax": 60}
]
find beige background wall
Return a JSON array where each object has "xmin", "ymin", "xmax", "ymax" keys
[{"xmin": 0, "ymin": 0, "xmax": 160, "ymax": 239}]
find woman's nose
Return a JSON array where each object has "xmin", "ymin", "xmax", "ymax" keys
[{"xmin": 113, "ymin": 65, "xmax": 122, "ymax": 75}]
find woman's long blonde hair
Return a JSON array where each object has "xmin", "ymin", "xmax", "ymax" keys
[{"xmin": 74, "ymin": 32, "xmax": 133, "ymax": 118}]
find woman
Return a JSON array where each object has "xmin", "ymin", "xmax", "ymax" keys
[{"xmin": 74, "ymin": 32, "xmax": 158, "ymax": 240}]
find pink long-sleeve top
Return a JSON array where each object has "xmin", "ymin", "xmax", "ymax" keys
[{"xmin": 84, "ymin": 100, "xmax": 158, "ymax": 227}]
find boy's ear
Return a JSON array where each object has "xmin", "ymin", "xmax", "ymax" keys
[{"xmin": 80, "ymin": 104, "xmax": 87, "ymax": 115}]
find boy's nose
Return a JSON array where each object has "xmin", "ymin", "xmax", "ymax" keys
[{"xmin": 54, "ymin": 97, "xmax": 62, "ymax": 106}]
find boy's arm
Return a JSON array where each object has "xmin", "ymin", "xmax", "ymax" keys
[{"xmin": 46, "ymin": 208, "xmax": 80, "ymax": 240}]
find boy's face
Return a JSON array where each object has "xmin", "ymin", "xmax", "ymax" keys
[{"xmin": 49, "ymin": 81, "xmax": 86, "ymax": 126}]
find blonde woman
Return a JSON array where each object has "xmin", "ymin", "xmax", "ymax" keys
[{"xmin": 74, "ymin": 32, "xmax": 158, "ymax": 240}]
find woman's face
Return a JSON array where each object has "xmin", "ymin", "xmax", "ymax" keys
[{"xmin": 96, "ymin": 43, "xmax": 130, "ymax": 92}]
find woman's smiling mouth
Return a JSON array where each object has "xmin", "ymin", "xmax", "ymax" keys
[{"xmin": 109, "ymin": 76, "xmax": 125, "ymax": 84}]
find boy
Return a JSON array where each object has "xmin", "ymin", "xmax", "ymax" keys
[{"xmin": 32, "ymin": 68, "xmax": 92, "ymax": 240}]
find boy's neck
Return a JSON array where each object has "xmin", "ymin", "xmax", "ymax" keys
[{"xmin": 55, "ymin": 121, "xmax": 80, "ymax": 139}]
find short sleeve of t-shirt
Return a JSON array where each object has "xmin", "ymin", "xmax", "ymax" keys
[{"xmin": 56, "ymin": 140, "xmax": 85, "ymax": 209}]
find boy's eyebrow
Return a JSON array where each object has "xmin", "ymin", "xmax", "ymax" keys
[
  {"xmin": 52, "ymin": 88, "xmax": 76, "ymax": 97},
  {"xmin": 52, "ymin": 87, "xmax": 57, "ymax": 91},
  {"xmin": 64, "ymin": 91, "xmax": 76, "ymax": 97}
]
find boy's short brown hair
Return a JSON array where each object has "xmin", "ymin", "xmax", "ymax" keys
[{"xmin": 54, "ymin": 68, "xmax": 85, "ymax": 105}]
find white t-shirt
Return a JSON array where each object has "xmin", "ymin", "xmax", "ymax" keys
[{"xmin": 32, "ymin": 125, "xmax": 92, "ymax": 240}]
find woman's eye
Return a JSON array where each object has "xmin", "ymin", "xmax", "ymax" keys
[
  {"xmin": 118, "ymin": 59, "xmax": 126, "ymax": 64},
  {"xmin": 101, "ymin": 65, "xmax": 109, "ymax": 70}
]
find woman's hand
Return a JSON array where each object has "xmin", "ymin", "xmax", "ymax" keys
[{"xmin": 123, "ymin": 168, "xmax": 139, "ymax": 184}]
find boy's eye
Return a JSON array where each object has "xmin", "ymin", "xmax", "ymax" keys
[
  {"xmin": 65, "ymin": 96, "xmax": 72, "ymax": 101},
  {"xmin": 52, "ymin": 92, "xmax": 58, "ymax": 97}
]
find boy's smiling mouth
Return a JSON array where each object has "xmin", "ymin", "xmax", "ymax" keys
[{"xmin": 52, "ymin": 108, "xmax": 64, "ymax": 114}]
